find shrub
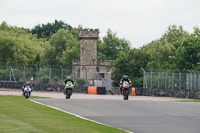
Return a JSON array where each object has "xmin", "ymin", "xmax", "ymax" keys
[
  {"xmin": 0, "ymin": 68, "xmax": 22, "ymax": 81},
  {"xmin": 76, "ymin": 78, "xmax": 86, "ymax": 86},
  {"xmin": 39, "ymin": 75, "xmax": 49, "ymax": 84},
  {"xmin": 53, "ymin": 76, "xmax": 59, "ymax": 81},
  {"xmin": 0, "ymin": 69, "xmax": 9, "ymax": 80}
]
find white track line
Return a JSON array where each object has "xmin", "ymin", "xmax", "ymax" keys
[{"xmin": 29, "ymin": 99, "xmax": 133, "ymax": 133}]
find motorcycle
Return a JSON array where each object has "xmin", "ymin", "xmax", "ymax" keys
[
  {"xmin": 122, "ymin": 81, "xmax": 131, "ymax": 100},
  {"xmin": 23, "ymin": 85, "xmax": 32, "ymax": 99},
  {"xmin": 64, "ymin": 81, "xmax": 74, "ymax": 99}
]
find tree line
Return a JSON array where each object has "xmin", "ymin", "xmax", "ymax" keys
[{"xmin": 0, "ymin": 20, "xmax": 200, "ymax": 87}]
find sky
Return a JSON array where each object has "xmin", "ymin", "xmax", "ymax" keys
[{"xmin": 0, "ymin": 0, "xmax": 200, "ymax": 48}]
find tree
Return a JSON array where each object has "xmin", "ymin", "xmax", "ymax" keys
[
  {"xmin": 160, "ymin": 25, "xmax": 190, "ymax": 49},
  {"xmin": 0, "ymin": 22, "xmax": 45, "ymax": 66},
  {"xmin": 97, "ymin": 29, "xmax": 131, "ymax": 60},
  {"xmin": 142, "ymin": 40, "xmax": 176, "ymax": 69},
  {"xmin": 42, "ymin": 29, "xmax": 80, "ymax": 68},
  {"xmin": 141, "ymin": 25, "xmax": 190, "ymax": 70},
  {"xmin": 31, "ymin": 20, "xmax": 72, "ymax": 39},
  {"xmin": 112, "ymin": 49, "xmax": 149, "ymax": 87},
  {"xmin": 174, "ymin": 36, "xmax": 200, "ymax": 70}
]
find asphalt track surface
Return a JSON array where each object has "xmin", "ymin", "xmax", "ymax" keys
[{"xmin": 33, "ymin": 98, "xmax": 200, "ymax": 133}]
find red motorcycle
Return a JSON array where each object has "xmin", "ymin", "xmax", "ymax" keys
[{"xmin": 122, "ymin": 81, "xmax": 131, "ymax": 100}]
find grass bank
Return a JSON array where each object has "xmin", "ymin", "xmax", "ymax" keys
[{"xmin": 0, "ymin": 95, "xmax": 126, "ymax": 133}]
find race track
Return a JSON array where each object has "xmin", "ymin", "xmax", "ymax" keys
[{"xmin": 33, "ymin": 98, "xmax": 200, "ymax": 133}]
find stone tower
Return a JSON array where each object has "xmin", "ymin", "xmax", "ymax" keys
[
  {"xmin": 72, "ymin": 29, "xmax": 113, "ymax": 84},
  {"xmin": 79, "ymin": 29, "xmax": 99, "ymax": 80}
]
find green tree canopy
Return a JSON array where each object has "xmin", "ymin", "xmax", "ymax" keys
[
  {"xmin": 112, "ymin": 48, "xmax": 149, "ymax": 87},
  {"xmin": 97, "ymin": 29, "xmax": 131, "ymax": 60},
  {"xmin": 42, "ymin": 29, "xmax": 80, "ymax": 68},
  {"xmin": 31, "ymin": 20, "xmax": 72, "ymax": 39},
  {"xmin": 0, "ymin": 22, "xmax": 45, "ymax": 66},
  {"xmin": 141, "ymin": 25, "xmax": 190, "ymax": 70},
  {"xmin": 173, "ymin": 36, "xmax": 200, "ymax": 70}
]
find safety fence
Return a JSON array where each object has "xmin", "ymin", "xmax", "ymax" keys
[
  {"xmin": 0, "ymin": 65, "xmax": 72, "ymax": 85},
  {"xmin": 141, "ymin": 68, "xmax": 200, "ymax": 90}
]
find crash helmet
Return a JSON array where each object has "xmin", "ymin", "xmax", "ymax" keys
[
  {"xmin": 67, "ymin": 76, "xmax": 71, "ymax": 80},
  {"xmin": 123, "ymin": 75, "xmax": 128, "ymax": 80}
]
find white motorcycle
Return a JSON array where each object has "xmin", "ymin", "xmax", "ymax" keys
[{"xmin": 23, "ymin": 85, "xmax": 32, "ymax": 99}]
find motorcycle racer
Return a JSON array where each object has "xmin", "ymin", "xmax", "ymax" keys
[
  {"xmin": 22, "ymin": 81, "xmax": 33, "ymax": 95},
  {"xmin": 119, "ymin": 75, "xmax": 132, "ymax": 94},
  {"xmin": 63, "ymin": 76, "xmax": 74, "ymax": 88}
]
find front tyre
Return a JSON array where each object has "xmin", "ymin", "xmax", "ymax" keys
[
  {"xmin": 123, "ymin": 89, "xmax": 129, "ymax": 100},
  {"xmin": 24, "ymin": 92, "xmax": 30, "ymax": 99},
  {"xmin": 66, "ymin": 89, "xmax": 72, "ymax": 99}
]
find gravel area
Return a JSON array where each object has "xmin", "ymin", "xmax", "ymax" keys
[{"xmin": 0, "ymin": 88, "xmax": 191, "ymax": 101}]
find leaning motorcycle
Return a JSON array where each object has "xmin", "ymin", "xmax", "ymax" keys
[
  {"xmin": 122, "ymin": 81, "xmax": 131, "ymax": 100},
  {"xmin": 64, "ymin": 81, "xmax": 74, "ymax": 99},
  {"xmin": 23, "ymin": 85, "xmax": 32, "ymax": 99}
]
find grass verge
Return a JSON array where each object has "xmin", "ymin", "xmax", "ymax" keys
[
  {"xmin": 0, "ymin": 95, "xmax": 126, "ymax": 133},
  {"xmin": 28, "ymin": 96, "xmax": 50, "ymax": 99},
  {"xmin": 176, "ymin": 99, "xmax": 200, "ymax": 102}
]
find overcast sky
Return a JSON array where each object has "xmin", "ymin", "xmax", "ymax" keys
[{"xmin": 0, "ymin": 0, "xmax": 200, "ymax": 48}]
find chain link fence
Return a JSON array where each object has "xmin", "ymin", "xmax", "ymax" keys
[{"xmin": 142, "ymin": 68, "xmax": 200, "ymax": 90}]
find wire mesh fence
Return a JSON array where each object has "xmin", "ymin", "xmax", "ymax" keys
[
  {"xmin": 0, "ymin": 65, "xmax": 72, "ymax": 85},
  {"xmin": 142, "ymin": 68, "xmax": 200, "ymax": 90}
]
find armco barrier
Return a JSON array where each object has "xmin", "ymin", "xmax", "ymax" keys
[{"xmin": 97, "ymin": 87, "xmax": 106, "ymax": 95}]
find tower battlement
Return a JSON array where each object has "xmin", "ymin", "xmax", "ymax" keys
[{"xmin": 78, "ymin": 29, "xmax": 99, "ymax": 39}]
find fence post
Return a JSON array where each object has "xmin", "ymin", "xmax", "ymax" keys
[
  {"xmin": 177, "ymin": 69, "xmax": 181, "ymax": 90},
  {"xmin": 187, "ymin": 70, "xmax": 192, "ymax": 90},
  {"xmin": 172, "ymin": 70, "xmax": 174, "ymax": 91},
  {"xmin": 141, "ymin": 68, "xmax": 147, "ymax": 88},
  {"xmin": 149, "ymin": 69, "xmax": 152, "ymax": 89},
  {"xmin": 197, "ymin": 71, "xmax": 200, "ymax": 90},
  {"xmin": 35, "ymin": 64, "xmax": 38, "ymax": 85},
  {"xmin": 47, "ymin": 65, "xmax": 51, "ymax": 81},
  {"xmin": 7, "ymin": 62, "xmax": 16, "ymax": 82},
  {"xmin": 83, "ymin": 66, "xmax": 87, "ymax": 85},
  {"xmin": 73, "ymin": 66, "xmax": 76, "ymax": 81},
  {"xmin": 186, "ymin": 72, "xmax": 189, "ymax": 90},
  {"xmin": 7, "ymin": 62, "xmax": 11, "ymax": 81},
  {"xmin": 163, "ymin": 70, "xmax": 167, "ymax": 89},
  {"xmin": 191, "ymin": 70, "xmax": 197, "ymax": 90},
  {"xmin": 59, "ymin": 65, "xmax": 63, "ymax": 81},
  {"xmin": 156, "ymin": 69, "xmax": 160, "ymax": 89},
  {"xmin": 22, "ymin": 64, "xmax": 26, "ymax": 82},
  {"xmin": 198, "ymin": 72, "xmax": 200, "ymax": 90}
]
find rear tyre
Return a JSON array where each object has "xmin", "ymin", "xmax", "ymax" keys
[
  {"xmin": 123, "ymin": 90, "xmax": 129, "ymax": 100},
  {"xmin": 126, "ymin": 95, "xmax": 129, "ymax": 100}
]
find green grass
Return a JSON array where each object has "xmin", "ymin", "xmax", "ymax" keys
[
  {"xmin": 28, "ymin": 96, "xmax": 50, "ymax": 99},
  {"xmin": 0, "ymin": 95, "xmax": 126, "ymax": 133},
  {"xmin": 176, "ymin": 99, "xmax": 200, "ymax": 102}
]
